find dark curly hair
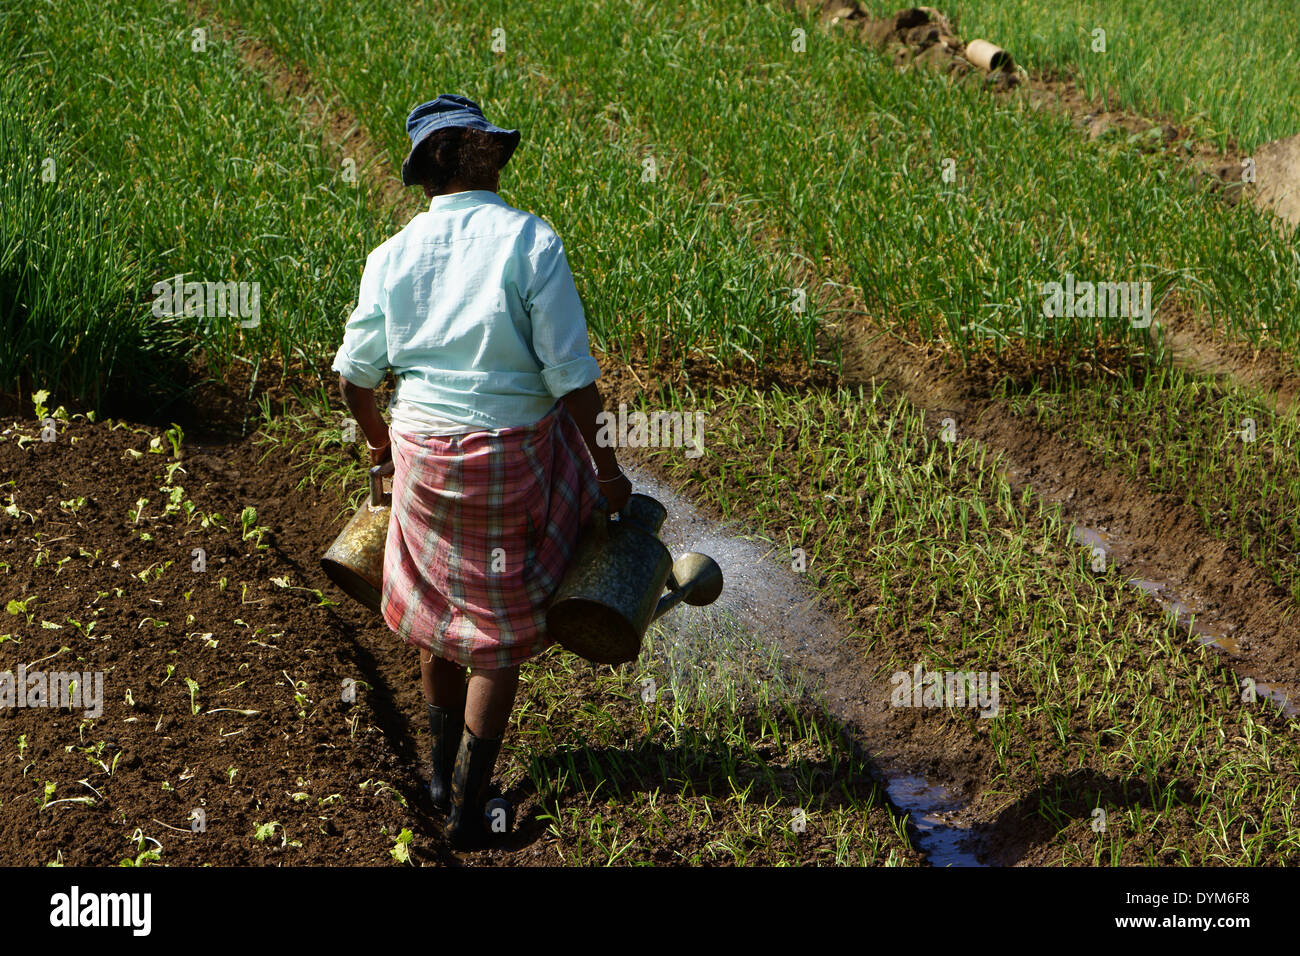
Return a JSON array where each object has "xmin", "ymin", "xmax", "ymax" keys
[{"xmin": 408, "ymin": 127, "xmax": 506, "ymax": 192}]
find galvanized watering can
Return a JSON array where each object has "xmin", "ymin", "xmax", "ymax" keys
[
  {"xmin": 546, "ymin": 493, "xmax": 724, "ymax": 665},
  {"xmin": 321, "ymin": 475, "xmax": 724, "ymax": 665},
  {"xmin": 320, "ymin": 460, "xmax": 394, "ymax": 614}
]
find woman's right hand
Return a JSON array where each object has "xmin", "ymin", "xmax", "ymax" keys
[{"xmin": 599, "ymin": 470, "xmax": 632, "ymax": 515}]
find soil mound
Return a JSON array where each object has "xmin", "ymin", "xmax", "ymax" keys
[
  {"xmin": 1250, "ymin": 133, "xmax": 1300, "ymax": 227},
  {"xmin": 811, "ymin": 4, "xmax": 1021, "ymax": 89}
]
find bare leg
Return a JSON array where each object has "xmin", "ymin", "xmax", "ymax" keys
[
  {"xmin": 420, "ymin": 649, "xmax": 467, "ymax": 711},
  {"xmin": 464, "ymin": 665, "xmax": 520, "ymax": 739}
]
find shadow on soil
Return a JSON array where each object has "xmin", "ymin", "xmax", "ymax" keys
[{"xmin": 977, "ymin": 768, "xmax": 1195, "ymax": 866}]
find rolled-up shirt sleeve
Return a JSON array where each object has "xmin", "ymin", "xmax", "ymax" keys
[
  {"xmin": 526, "ymin": 235, "xmax": 600, "ymax": 397},
  {"xmin": 332, "ymin": 249, "xmax": 390, "ymax": 389}
]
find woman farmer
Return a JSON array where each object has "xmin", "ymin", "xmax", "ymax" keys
[{"xmin": 332, "ymin": 94, "xmax": 632, "ymax": 850}]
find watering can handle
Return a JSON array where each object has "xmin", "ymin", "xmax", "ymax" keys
[
  {"xmin": 587, "ymin": 507, "xmax": 612, "ymax": 542},
  {"xmin": 369, "ymin": 459, "xmax": 395, "ymax": 507}
]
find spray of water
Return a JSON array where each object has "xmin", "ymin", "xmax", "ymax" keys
[{"xmin": 625, "ymin": 463, "xmax": 982, "ymax": 865}]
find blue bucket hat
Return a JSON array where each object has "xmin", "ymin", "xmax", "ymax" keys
[{"xmin": 400, "ymin": 94, "xmax": 521, "ymax": 187}]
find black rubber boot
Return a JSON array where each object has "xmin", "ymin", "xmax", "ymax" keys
[
  {"xmin": 426, "ymin": 702, "xmax": 463, "ymax": 813},
  {"xmin": 446, "ymin": 727, "xmax": 503, "ymax": 850}
]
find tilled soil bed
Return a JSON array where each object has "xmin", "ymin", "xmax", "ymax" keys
[{"xmin": 0, "ymin": 413, "xmax": 447, "ymax": 865}]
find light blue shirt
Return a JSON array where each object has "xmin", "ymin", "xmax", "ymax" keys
[{"xmin": 332, "ymin": 190, "xmax": 601, "ymax": 429}]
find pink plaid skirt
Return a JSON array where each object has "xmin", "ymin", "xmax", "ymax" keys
[{"xmin": 380, "ymin": 402, "xmax": 602, "ymax": 669}]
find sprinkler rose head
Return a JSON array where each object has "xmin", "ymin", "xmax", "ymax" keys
[
  {"xmin": 670, "ymin": 552, "xmax": 724, "ymax": 607},
  {"xmin": 401, "ymin": 94, "xmax": 520, "ymax": 187}
]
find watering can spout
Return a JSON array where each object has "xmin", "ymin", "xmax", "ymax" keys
[{"xmin": 653, "ymin": 552, "xmax": 725, "ymax": 622}]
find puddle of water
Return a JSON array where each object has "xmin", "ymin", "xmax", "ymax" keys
[
  {"xmin": 884, "ymin": 775, "xmax": 977, "ymax": 868},
  {"xmin": 1070, "ymin": 524, "xmax": 1296, "ymax": 716},
  {"xmin": 626, "ymin": 463, "xmax": 983, "ymax": 866}
]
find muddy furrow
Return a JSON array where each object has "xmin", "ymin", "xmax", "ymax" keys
[
  {"xmin": 191, "ymin": 1, "xmax": 418, "ymax": 224},
  {"xmin": 837, "ymin": 310, "xmax": 1300, "ymax": 713}
]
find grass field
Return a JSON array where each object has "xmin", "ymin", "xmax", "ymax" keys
[{"xmin": 3, "ymin": 0, "xmax": 1300, "ymax": 870}]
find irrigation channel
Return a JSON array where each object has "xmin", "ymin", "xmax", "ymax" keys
[{"xmin": 624, "ymin": 463, "xmax": 982, "ymax": 867}]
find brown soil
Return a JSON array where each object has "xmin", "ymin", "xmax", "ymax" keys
[
  {"xmin": 1, "ymin": 415, "xmax": 445, "ymax": 866},
  {"xmin": 811, "ymin": 3, "xmax": 1021, "ymax": 90},
  {"xmin": 1249, "ymin": 133, "xmax": 1300, "ymax": 227}
]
